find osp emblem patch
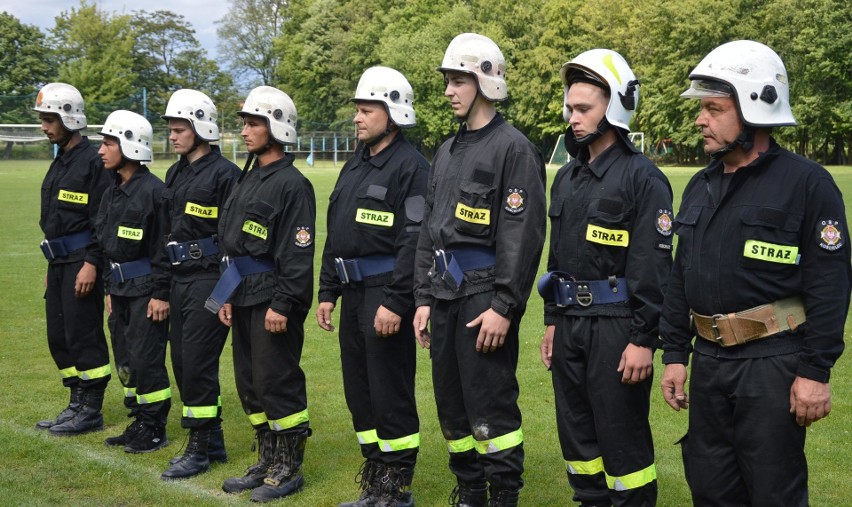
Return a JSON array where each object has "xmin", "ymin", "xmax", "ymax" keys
[
  {"xmin": 295, "ymin": 226, "xmax": 313, "ymax": 248},
  {"xmin": 504, "ymin": 188, "xmax": 526, "ymax": 214},
  {"xmin": 818, "ymin": 219, "xmax": 844, "ymax": 252},
  {"xmin": 656, "ymin": 209, "xmax": 673, "ymax": 237}
]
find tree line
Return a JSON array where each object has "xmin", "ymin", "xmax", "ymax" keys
[{"xmin": 2, "ymin": 0, "xmax": 849, "ymax": 163}]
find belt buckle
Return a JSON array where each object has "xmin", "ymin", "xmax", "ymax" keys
[
  {"xmin": 710, "ymin": 314, "xmax": 725, "ymax": 344},
  {"xmin": 334, "ymin": 257, "xmax": 350, "ymax": 285},
  {"xmin": 434, "ymin": 249, "xmax": 449, "ymax": 275},
  {"xmin": 110, "ymin": 261, "xmax": 125, "ymax": 283},
  {"xmin": 166, "ymin": 241, "xmax": 181, "ymax": 265},
  {"xmin": 220, "ymin": 255, "xmax": 232, "ymax": 271},
  {"xmin": 575, "ymin": 282, "xmax": 593, "ymax": 307},
  {"xmin": 188, "ymin": 241, "xmax": 203, "ymax": 260},
  {"xmin": 40, "ymin": 239, "xmax": 56, "ymax": 260}
]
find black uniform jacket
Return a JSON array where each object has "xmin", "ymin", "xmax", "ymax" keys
[
  {"xmin": 95, "ymin": 166, "xmax": 167, "ymax": 298},
  {"xmin": 40, "ymin": 137, "xmax": 109, "ymax": 266},
  {"xmin": 660, "ymin": 139, "xmax": 851, "ymax": 383},
  {"xmin": 318, "ymin": 133, "xmax": 430, "ymax": 317},
  {"xmin": 544, "ymin": 139, "xmax": 673, "ymax": 348},
  {"xmin": 413, "ymin": 114, "xmax": 547, "ymax": 321},
  {"xmin": 218, "ymin": 153, "xmax": 316, "ymax": 319},
  {"xmin": 154, "ymin": 146, "xmax": 240, "ymax": 298}
]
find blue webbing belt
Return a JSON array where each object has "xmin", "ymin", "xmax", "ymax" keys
[
  {"xmin": 334, "ymin": 255, "xmax": 395, "ymax": 284},
  {"xmin": 204, "ymin": 255, "xmax": 274, "ymax": 313},
  {"xmin": 110, "ymin": 257, "xmax": 152, "ymax": 283},
  {"xmin": 537, "ymin": 271, "xmax": 628, "ymax": 307},
  {"xmin": 40, "ymin": 230, "xmax": 92, "ymax": 260},
  {"xmin": 433, "ymin": 247, "xmax": 496, "ymax": 291},
  {"xmin": 166, "ymin": 236, "xmax": 219, "ymax": 265}
]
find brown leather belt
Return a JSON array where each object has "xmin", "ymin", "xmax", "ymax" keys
[{"xmin": 691, "ymin": 296, "xmax": 806, "ymax": 347}]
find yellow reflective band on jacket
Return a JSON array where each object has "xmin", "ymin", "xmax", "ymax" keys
[
  {"xmin": 248, "ymin": 412, "xmax": 268, "ymax": 426},
  {"xmin": 269, "ymin": 409, "xmax": 309, "ymax": 431},
  {"xmin": 183, "ymin": 405, "xmax": 219, "ymax": 419},
  {"xmin": 567, "ymin": 456, "xmax": 605, "ymax": 476},
  {"xmin": 185, "ymin": 202, "xmax": 218, "ymax": 218},
  {"xmin": 242, "ymin": 220, "xmax": 268, "ymax": 239},
  {"xmin": 357, "ymin": 429, "xmax": 379, "ymax": 445},
  {"xmin": 78, "ymin": 364, "xmax": 111, "ymax": 380},
  {"xmin": 356, "ymin": 208, "xmax": 394, "ymax": 227},
  {"xmin": 124, "ymin": 387, "xmax": 137, "ymax": 398},
  {"xmin": 473, "ymin": 428, "xmax": 524, "ymax": 454},
  {"xmin": 379, "ymin": 433, "xmax": 420, "ymax": 452},
  {"xmin": 117, "ymin": 226, "xmax": 143, "ymax": 240},
  {"xmin": 455, "ymin": 203, "xmax": 490, "ymax": 225},
  {"xmin": 59, "ymin": 366, "xmax": 78, "ymax": 379},
  {"xmin": 446, "ymin": 435, "xmax": 476, "ymax": 454},
  {"xmin": 743, "ymin": 240, "xmax": 799, "ymax": 265},
  {"xmin": 137, "ymin": 387, "xmax": 171, "ymax": 404},
  {"xmin": 586, "ymin": 224, "xmax": 629, "ymax": 247},
  {"xmin": 605, "ymin": 463, "xmax": 657, "ymax": 491},
  {"xmin": 58, "ymin": 189, "xmax": 88, "ymax": 204}
]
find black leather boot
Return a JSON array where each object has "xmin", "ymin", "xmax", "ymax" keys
[
  {"xmin": 170, "ymin": 423, "xmax": 227, "ymax": 464},
  {"xmin": 105, "ymin": 418, "xmax": 144, "ymax": 447},
  {"xmin": 449, "ymin": 482, "xmax": 488, "ymax": 507},
  {"xmin": 124, "ymin": 422, "xmax": 168, "ymax": 453},
  {"xmin": 36, "ymin": 385, "xmax": 83, "ymax": 430},
  {"xmin": 488, "ymin": 487, "xmax": 519, "ymax": 507},
  {"xmin": 222, "ymin": 428, "xmax": 276, "ymax": 494},
  {"xmin": 49, "ymin": 386, "xmax": 104, "ymax": 436},
  {"xmin": 338, "ymin": 460, "xmax": 384, "ymax": 507},
  {"xmin": 374, "ymin": 465, "xmax": 414, "ymax": 507},
  {"xmin": 161, "ymin": 428, "xmax": 210, "ymax": 480},
  {"xmin": 250, "ymin": 430, "xmax": 309, "ymax": 502}
]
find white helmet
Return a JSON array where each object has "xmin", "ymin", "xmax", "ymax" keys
[
  {"xmin": 34, "ymin": 83, "xmax": 87, "ymax": 131},
  {"xmin": 99, "ymin": 110, "xmax": 153, "ymax": 162},
  {"xmin": 353, "ymin": 66, "xmax": 416, "ymax": 127},
  {"xmin": 239, "ymin": 86, "xmax": 297, "ymax": 145},
  {"xmin": 162, "ymin": 89, "xmax": 219, "ymax": 141},
  {"xmin": 560, "ymin": 49, "xmax": 639, "ymax": 130},
  {"xmin": 438, "ymin": 33, "xmax": 507, "ymax": 101},
  {"xmin": 681, "ymin": 40, "xmax": 796, "ymax": 127}
]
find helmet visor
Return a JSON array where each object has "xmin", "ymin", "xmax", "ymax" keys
[{"xmin": 680, "ymin": 79, "xmax": 733, "ymax": 99}]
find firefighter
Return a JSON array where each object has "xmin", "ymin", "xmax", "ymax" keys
[
  {"xmin": 539, "ymin": 49, "xmax": 672, "ymax": 506},
  {"xmin": 316, "ymin": 66, "xmax": 428, "ymax": 507},
  {"xmin": 95, "ymin": 110, "xmax": 171, "ymax": 453},
  {"xmin": 35, "ymin": 82, "xmax": 112, "ymax": 436},
  {"xmin": 660, "ymin": 40, "xmax": 851, "ymax": 506},
  {"xmin": 158, "ymin": 89, "xmax": 240, "ymax": 479},
  {"xmin": 412, "ymin": 33, "xmax": 546, "ymax": 507},
  {"xmin": 213, "ymin": 86, "xmax": 315, "ymax": 503}
]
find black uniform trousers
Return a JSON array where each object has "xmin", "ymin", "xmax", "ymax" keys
[
  {"xmin": 110, "ymin": 294, "xmax": 170, "ymax": 426},
  {"xmin": 45, "ymin": 260, "xmax": 110, "ymax": 388},
  {"xmin": 339, "ymin": 284, "xmax": 419, "ymax": 472},
  {"xmin": 552, "ymin": 314, "xmax": 656, "ymax": 507},
  {"xmin": 231, "ymin": 302, "xmax": 309, "ymax": 434},
  {"xmin": 108, "ymin": 310, "xmax": 139, "ymax": 415},
  {"xmin": 431, "ymin": 291, "xmax": 524, "ymax": 490},
  {"xmin": 685, "ymin": 351, "xmax": 806, "ymax": 507},
  {"xmin": 169, "ymin": 277, "xmax": 228, "ymax": 429}
]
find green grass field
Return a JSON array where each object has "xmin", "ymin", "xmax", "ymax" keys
[{"xmin": 0, "ymin": 158, "xmax": 849, "ymax": 506}]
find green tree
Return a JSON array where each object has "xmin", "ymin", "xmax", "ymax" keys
[
  {"xmin": 217, "ymin": 0, "xmax": 290, "ymax": 86},
  {"xmin": 0, "ymin": 12, "xmax": 52, "ymax": 123}
]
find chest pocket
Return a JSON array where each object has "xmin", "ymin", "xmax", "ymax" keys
[
  {"xmin": 242, "ymin": 200, "xmax": 275, "ymax": 245},
  {"xmin": 115, "ymin": 210, "xmax": 148, "ymax": 258},
  {"xmin": 454, "ymin": 180, "xmax": 495, "ymax": 237},
  {"xmin": 673, "ymin": 206, "xmax": 702, "ymax": 270},
  {"xmin": 183, "ymin": 187, "xmax": 218, "ymax": 219},
  {"xmin": 739, "ymin": 207, "xmax": 801, "ymax": 272},
  {"xmin": 355, "ymin": 184, "xmax": 395, "ymax": 228},
  {"xmin": 584, "ymin": 199, "xmax": 631, "ymax": 249}
]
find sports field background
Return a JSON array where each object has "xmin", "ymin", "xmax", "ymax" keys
[{"xmin": 0, "ymin": 158, "xmax": 849, "ymax": 506}]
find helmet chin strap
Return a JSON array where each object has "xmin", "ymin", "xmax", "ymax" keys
[
  {"xmin": 56, "ymin": 128, "xmax": 75, "ymax": 150},
  {"xmin": 564, "ymin": 117, "xmax": 612, "ymax": 159},
  {"xmin": 366, "ymin": 120, "xmax": 396, "ymax": 149},
  {"xmin": 710, "ymin": 125, "xmax": 756, "ymax": 160}
]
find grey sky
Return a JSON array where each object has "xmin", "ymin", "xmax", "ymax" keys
[{"xmin": 1, "ymin": 0, "xmax": 228, "ymax": 59}]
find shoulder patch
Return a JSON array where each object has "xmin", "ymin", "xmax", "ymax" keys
[
  {"xmin": 817, "ymin": 218, "xmax": 844, "ymax": 251},
  {"xmin": 295, "ymin": 226, "xmax": 313, "ymax": 248},
  {"xmin": 656, "ymin": 209, "xmax": 673, "ymax": 237},
  {"xmin": 504, "ymin": 187, "xmax": 526, "ymax": 215}
]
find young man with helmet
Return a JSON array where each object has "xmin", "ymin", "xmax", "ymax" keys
[
  {"xmin": 660, "ymin": 40, "xmax": 851, "ymax": 506},
  {"xmin": 212, "ymin": 85, "xmax": 315, "ymax": 503},
  {"xmin": 95, "ymin": 110, "xmax": 171, "ymax": 453},
  {"xmin": 316, "ymin": 66, "xmax": 428, "ymax": 507},
  {"xmin": 158, "ymin": 88, "xmax": 241, "ymax": 480},
  {"xmin": 34, "ymin": 82, "xmax": 112, "ymax": 436},
  {"xmin": 412, "ymin": 33, "xmax": 546, "ymax": 507},
  {"xmin": 538, "ymin": 49, "xmax": 672, "ymax": 506}
]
